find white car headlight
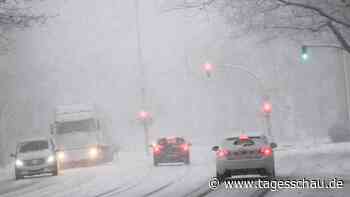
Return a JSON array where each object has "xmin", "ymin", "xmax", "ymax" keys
[
  {"xmin": 15, "ymin": 159, "xmax": 23, "ymax": 167},
  {"xmin": 47, "ymin": 155, "xmax": 55, "ymax": 163},
  {"xmin": 57, "ymin": 151, "xmax": 65, "ymax": 161},
  {"xmin": 89, "ymin": 147, "xmax": 98, "ymax": 159}
]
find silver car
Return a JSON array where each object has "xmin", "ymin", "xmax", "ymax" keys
[
  {"xmin": 11, "ymin": 138, "xmax": 59, "ymax": 180},
  {"xmin": 212, "ymin": 134, "xmax": 277, "ymax": 180}
]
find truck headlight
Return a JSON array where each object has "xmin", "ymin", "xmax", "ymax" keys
[
  {"xmin": 89, "ymin": 147, "xmax": 98, "ymax": 159},
  {"xmin": 57, "ymin": 151, "xmax": 65, "ymax": 161},
  {"xmin": 15, "ymin": 159, "xmax": 23, "ymax": 167},
  {"xmin": 47, "ymin": 155, "xmax": 55, "ymax": 164}
]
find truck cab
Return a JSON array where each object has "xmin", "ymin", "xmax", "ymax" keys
[{"xmin": 51, "ymin": 104, "xmax": 113, "ymax": 168}]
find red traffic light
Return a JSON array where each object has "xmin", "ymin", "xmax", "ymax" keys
[
  {"xmin": 202, "ymin": 62, "xmax": 214, "ymax": 77},
  {"xmin": 262, "ymin": 101, "xmax": 272, "ymax": 114},
  {"xmin": 138, "ymin": 110, "xmax": 150, "ymax": 119},
  {"xmin": 202, "ymin": 62, "xmax": 214, "ymax": 72}
]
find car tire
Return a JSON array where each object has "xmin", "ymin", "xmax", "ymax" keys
[
  {"xmin": 52, "ymin": 170, "xmax": 58, "ymax": 176},
  {"xmin": 267, "ymin": 169, "xmax": 275, "ymax": 179},
  {"xmin": 153, "ymin": 159, "xmax": 158, "ymax": 166},
  {"xmin": 216, "ymin": 171, "xmax": 226, "ymax": 183},
  {"xmin": 15, "ymin": 170, "xmax": 23, "ymax": 180},
  {"xmin": 184, "ymin": 155, "xmax": 190, "ymax": 165},
  {"xmin": 51, "ymin": 163, "xmax": 59, "ymax": 176}
]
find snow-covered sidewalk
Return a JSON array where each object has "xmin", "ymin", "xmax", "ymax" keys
[
  {"xmin": 275, "ymin": 141, "xmax": 350, "ymax": 178},
  {"xmin": 0, "ymin": 165, "xmax": 13, "ymax": 181}
]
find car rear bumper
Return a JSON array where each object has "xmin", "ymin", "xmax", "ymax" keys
[
  {"xmin": 154, "ymin": 152, "xmax": 189, "ymax": 163},
  {"xmin": 216, "ymin": 156, "xmax": 274, "ymax": 175}
]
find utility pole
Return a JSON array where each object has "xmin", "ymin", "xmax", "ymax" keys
[
  {"xmin": 342, "ymin": 51, "xmax": 350, "ymax": 121},
  {"xmin": 134, "ymin": 0, "xmax": 149, "ymax": 156}
]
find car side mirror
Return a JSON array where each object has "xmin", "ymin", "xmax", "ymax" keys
[
  {"xmin": 50, "ymin": 123, "xmax": 55, "ymax": 135},
  {"xmin": 270, "ymin": 142, "xmax": 277, "ymax": 149},
  {"xmin": 10, "ymin": 153, "xmax": 16, "ymax": 158},
  {"xmin": 212, "ymin": 146, "xmax": 219, "ymax": 151}
]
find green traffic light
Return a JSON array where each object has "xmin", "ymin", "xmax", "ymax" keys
[
  {"xmin": 301, "ymin": 46, "xmax": 309, "ymax": 61},
  {"xmin": 301, "ymin": 53, "xmax": 309, "ymax": 60}
]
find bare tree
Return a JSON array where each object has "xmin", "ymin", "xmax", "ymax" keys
[
  {"xmin": 0, "ymin": 0, "xmax": 47, "ymax": 51},
  {"xmin": 165, "ymin": 0, "xmax": 350, "ymax": 54}
]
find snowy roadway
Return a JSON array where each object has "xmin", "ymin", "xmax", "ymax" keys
[{"xmin": 0, "ymin": 143, "xmax": 349, "ymax": 197}]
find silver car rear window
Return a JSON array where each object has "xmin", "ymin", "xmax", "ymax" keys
[{"xmin": 222, "ymin": 137, "xmax": 266, "ymax": 147}]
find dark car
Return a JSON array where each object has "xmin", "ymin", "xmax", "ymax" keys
[{"xmin": 151, "ymin": 137, "xmax": 192, "ymax": 166}]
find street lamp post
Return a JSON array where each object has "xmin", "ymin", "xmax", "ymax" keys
[
  {"xmin": 202, "ymin": 63, "xmax": 274, "ymax": 138},
  {"xmin": 134, "ymin": 0, "xmax": 151, "ymax": 156},
  {"xmin": 138, "ymin": 110, "xmax": 152, "ymax": 155}
]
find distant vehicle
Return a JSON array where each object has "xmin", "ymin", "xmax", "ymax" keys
[
  {"xmin": 212, "ymin": 134, "xmax": 277, "ymax": 181},
  {"xmin": 11, "ymin": 138, "xmax": 59, "ymax": 180},
  {"xmin": 151, "ymin": 137, "xmax": 192, "ymax": 166},
  {"xmin": 50, "ymin": 104, "xmax": 114, "ymax": 168}
]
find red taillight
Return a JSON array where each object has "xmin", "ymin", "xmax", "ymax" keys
[
  {"xmin": 181, "ymin": 144, "xmax": 189, "ymax": 151},
  {"xmin": 260, "ymin": 147, "xmax": 273, "ymax": 157},
  {"xmin": 216, "ymin": 149, "xmax": 229, "ymax": 158},
  {"xmin": 153, "ymin": 145, "xmax": 163, "ymax": 154},
  {"xmin": 239, "ymin": 135, "xmax": 249, "ymax": 140}
]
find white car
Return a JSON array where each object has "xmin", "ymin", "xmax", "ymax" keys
[
  {"xmin": 212, "ymin": 134, "xmax": 277, "ymax": 181},
  {"xmin": 11, "ymin": 138, "xmax": 59, "ymax": 180}
]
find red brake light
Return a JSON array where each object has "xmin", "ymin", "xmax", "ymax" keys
[
  {"xmin": 216, "ymin": 149, "xmax": 229, "ymax": 158},
  {"xmin": 153, "ymin": 145, "xmax": 162, "ymax": 154},
  {"xmin": 260, "ymin": 147, "xmax": 272, "ymax": 157},
  {"xmin": 239, "ymin": 135, "xmax": 249, "ymax": 140},
  {"xmin": 181, "ymin": 144, "xmax": 189, "ymax": 151}
]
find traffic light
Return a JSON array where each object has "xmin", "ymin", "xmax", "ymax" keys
[
  {"xmin": 262, "ymin": 101, "xmax": 272, "ymax": 114},
  {"xmin": 301, "ymin": 45, "xmax": 309, "ymax": 61},
  {"xmin": 202, "ymin": 62, "xmax": 214, "ymax": 77},
  {"xmin": 138, "ymin": 110, "xmax": 150, "ymax": 120}
]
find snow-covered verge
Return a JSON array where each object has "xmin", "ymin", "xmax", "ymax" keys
[
  {"xmin": 275, "ymin": 141, "xmax": 350, "ymax": 178},
  {"xmin": 276, "ymin": 141, "xmax": 350, "ymax": 155},
  {"xmin": 0, "ymin": 164, "xmax": 13, "ymax": 181}
]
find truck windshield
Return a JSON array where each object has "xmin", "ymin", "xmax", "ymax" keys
[
  {"xmin": 56, "ymin": 119, "xmax": 96, "ymax": 134},
  {"xmin": 18, "ymin": 140, "xmax": 49, "ymax": 153}
]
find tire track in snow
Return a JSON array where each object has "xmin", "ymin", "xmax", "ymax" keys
[
  {"xmin": 140, "ymin": 165, "xmax": 192, "ymax": 197},
  {"xmin": 91, "ymin": 165, "xmax": 154, "ymax": 197}
]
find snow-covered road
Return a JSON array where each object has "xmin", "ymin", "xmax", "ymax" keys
[{"xmin": 0, "ymin": 143, "xmax": 349, "ymax": 197}]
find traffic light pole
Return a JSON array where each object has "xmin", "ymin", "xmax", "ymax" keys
[
  {"xmin": 143, "ymin": 121, "xmax": 150, "ymax": 156},
  {"xmin": 134, "ymin": 0, "xmax": 150, "ymax": 156},
  {"xmin": 265, "ymin": 114, "xmax": 272, "ymax": 139}
]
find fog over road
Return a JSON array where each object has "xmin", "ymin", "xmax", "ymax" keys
[{"xmin": 0, "ymin": 0, "xmax": 349, "ymax": 196}]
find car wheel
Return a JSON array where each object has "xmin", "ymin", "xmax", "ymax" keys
[
  {"xmin": 267, "ymin": 169, "xmax": 275, "ymax": 179},
  {"xmin": 216, "ymin": 171, "xmax": 226, "ymax": 183},
  {"xmin": 52, "ymin": 165, "xmax": 58, "ymax": 176},
  {"xmin": 52, "ymin": 170, "xmax": 58, "ymax": 176},
  {"xmin": 15, "ymin": 170, "xmax": 23, "ymax": 180},
  {"xmin": 184, "ymin": 156, "xmax": 190, "ymax": 165},
  {"xmin": 153, "ymin": 159, "xmax": 158, "ymax": 166}
]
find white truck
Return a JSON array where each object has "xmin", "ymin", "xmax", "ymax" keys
[{"xmin": 50, "ymin": 104, "xmax": 114, "ymax": 168}]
